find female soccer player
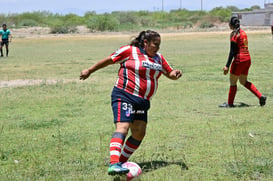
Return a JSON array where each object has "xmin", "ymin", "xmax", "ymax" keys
[
  {"xmin": 80, "ymin": 30, "xmax": 182, "ymax": 175},
  {"xmin": 219, "ymin": 16, "xmax": 266, "ymax": 108}
]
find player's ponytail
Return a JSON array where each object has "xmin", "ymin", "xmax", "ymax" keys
[{"xmin": 130, "ymin": 30, "xmax": 160, "ymax": 48}]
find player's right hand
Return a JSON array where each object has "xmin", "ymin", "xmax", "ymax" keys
[{"xmin": 80, "ymin": 69, "xmax": 91, "ymax": 80}]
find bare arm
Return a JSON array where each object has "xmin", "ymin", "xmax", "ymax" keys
[
  {"xmin": 9, "ymin": 34, "xmax": 12, "ymax": 43},
  {"xmin": 80, "ymin": 56, "xmax": 114, "ymax": 80},
  {"xmin": 163, "ymin": 69, "xmax": 182, "ymax": 80}
]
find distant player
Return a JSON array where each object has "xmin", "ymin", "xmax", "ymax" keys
[
  {"xmin": 219, "ymin": 16, "xmax": 266, "ymax": 108},
  {"xmin": 80, "ymin": 30, "xmax": 182, "ymax": 175},
  {"xmin": 0, "ymin": 24, "xmax": 12, "ymax": 57}
]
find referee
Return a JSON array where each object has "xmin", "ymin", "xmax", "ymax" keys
[{"xmin": 0, "ymin": 24, "xmax": 12, "ymax": 57}]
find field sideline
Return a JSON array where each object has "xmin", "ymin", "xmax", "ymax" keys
[{"xmin": 0, "ymin": 30, "xmax": 272, "ymax": 181}]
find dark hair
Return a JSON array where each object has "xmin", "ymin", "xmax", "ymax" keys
[
  {"xmin": 2, "ymin": 24, "xmax": 7, "ymax": 27},
  {"xmin": 229, "ymin": 15, "xmax": 240, "ymax": 35},
  {"xmin": 229, "ymin": 16, "xmax": 240, "ymax": 28},
  {"xmin": 130, "ymin": 30, "xmax": 160, "ymax": 48}
]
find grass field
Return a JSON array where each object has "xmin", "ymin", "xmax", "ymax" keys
[{"xmin": 0, "ymin": 30, "xmax": 272, "ymax": 181}]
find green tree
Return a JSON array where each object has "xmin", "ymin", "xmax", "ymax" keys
[{"xmin": 86, "ymin": 14, "xmax": 120, "ymax": 32}]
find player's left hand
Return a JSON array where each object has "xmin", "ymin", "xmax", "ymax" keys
[
  {"xmin": 169, "ymin": 69, "xmax": 182, "ymax": 80},
  {"xmin": 223, "ymin": 66, "xmax": 229, "ymax": 75}
]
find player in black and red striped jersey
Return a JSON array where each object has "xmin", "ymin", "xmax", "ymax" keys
[
  {"xmin": 80, "ymin": 30, "xmax": 182, "ymax": 175},
  {"xmin": 110, "ymin": 44, "xmax": 173, "ymax": 100},
  {"xmin": 219, "ymin": 16, "xmax": 266, "ymax": 108}
]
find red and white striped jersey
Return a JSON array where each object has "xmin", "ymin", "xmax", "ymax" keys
[{"xmin": 111, "ymin": 45, "xmax": 173, "ymax": 100}]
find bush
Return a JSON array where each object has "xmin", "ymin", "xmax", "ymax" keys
[
  {"xmin": 199, "ymin": 22, "xmax": 214, "ymax": 28},
  {"xmin": 84, "ymin": 11, "xmax": 96, "ymax": 19},
  {"xmin": 209, "ymin": 7, "xmax": 232, "ymax": 22},
  {"xmin": 140, "ymin": 17, "xmax": 154, "ymax": 26},
  {"xmin": 50, "ymin": 24, "xmax": 78, "ymax": 34},
  {"xmin": 86, "ymin": 14, "xmax": 119, "ymax": 32},
  {"xmin": 18, "ymin": 19, "xmax": 39, "ymax": 27},
  {"xmin": 115, "ymin": 11, "xmax": 138, "ymax": 24},
  {"xmin": 47, "ymin": 15, "xmax": 79, "ymax": 34},
  {"xmin": 250, "ymin": 5, "xmax": 261, "ymax": 10},
  {"xmin": 17, "ymin": 11, "xmax": 51, "ymax": 26},
  {"xmin": 63, "ymin": 13, "xmax": 84, "ymax": 25},
  {"xmin": 180, "ymin": 21, "xmax": 193, "ymax": 28}
]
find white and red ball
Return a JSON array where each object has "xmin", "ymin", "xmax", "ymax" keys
[{"xmin": 122, "ymin": 162, "xmax": 142, "ymax": 180}]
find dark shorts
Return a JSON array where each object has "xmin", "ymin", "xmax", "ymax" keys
[
  {"xmin": 230, "ymin": 60, "xmax": 251, "ymax": 76},
  {"xmin": 111, "ymin": 87, "xmax": 150, "ymax": 123},
  {"xmin": 1, "ymin": 39, "xmax": 9, "ymax": 46}
]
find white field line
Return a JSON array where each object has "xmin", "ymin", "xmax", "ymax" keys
[{"xmin": 0, "ymin": 79, "xmax": 78, "ymax": 88}]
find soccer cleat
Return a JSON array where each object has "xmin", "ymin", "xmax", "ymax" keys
[
  {"xmin": 219, "ymin": 102, "xmax": 234, "ymax": 108},
  {"xmin": 108, "ymin": 162, "xmax": 129, "ymax": 176},
  {"xmin": 259, "ymin": 95, "xmax": 266, "ymax": 106}
]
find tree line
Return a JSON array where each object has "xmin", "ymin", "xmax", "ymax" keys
[{"xmin": 0, "ymin": 5, "xmax": 261, "ymax": 33}]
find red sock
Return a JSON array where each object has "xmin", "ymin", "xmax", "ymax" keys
[
  {"xmin": 244, "ymin": 81, "xmax": 262, "ymax": 99},
  {"xmin": 109, "ymin": 132, "xmax": 125, "ymax": 164},
  {"xmin": 119, "ymin": 136, "xmax": 141, "ymax": 163},
  {"xmin": 228, "ymin": 85, "xmax": 237, "ymax": 105}
]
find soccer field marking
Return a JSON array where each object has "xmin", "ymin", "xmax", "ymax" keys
[{"xmin": 0, "ymin": 79, "xmax": 78, "ymax": 88}]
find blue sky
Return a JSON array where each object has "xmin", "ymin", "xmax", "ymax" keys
[{"xmin": 0, "ymin": 0, "xmax": 269, "ymax": 16}]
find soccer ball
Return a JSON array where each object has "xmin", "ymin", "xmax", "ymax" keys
[{"xmin": 122, "ymin": 162, "xmax": 142, "ymax": 180}]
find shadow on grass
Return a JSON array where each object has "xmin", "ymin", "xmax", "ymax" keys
[
  {"xmin": 234, "ymin": 102, "xmax": 253, "ymax": 108},
  {"xmin": 112, "ymin": 161, "xmax": 188, "ymax": 181},
  {"xmin": 219, "ymin": 102, "xmax": 254, "ymax": 108},
  {"xmin": 139, "ymin": 160, "xmax": 188, "ymax": 173}
]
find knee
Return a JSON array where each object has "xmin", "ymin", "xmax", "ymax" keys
[
  {"xmin": 229, "ymin": 78, "xmax": 237, "ymax": 86},
  {"xmin": 229, "ymin": 81, "xmax": 237, "ymax": 86},
  {"xmin": 116, "ymin": 129, "xmax": 128, "ymax": 137},
  {"xmin": 115, "ymin": 125, "xmax": 129, "ymax": 137}
]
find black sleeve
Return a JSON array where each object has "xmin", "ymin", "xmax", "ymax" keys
[{"xmin": 225, "ymin": 41, "xmax": 237, "ymax": 68}]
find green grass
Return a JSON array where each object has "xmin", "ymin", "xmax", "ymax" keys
[{"xmin": 0, "ymin": 31, "xmax": 272, "ymax": 181}]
